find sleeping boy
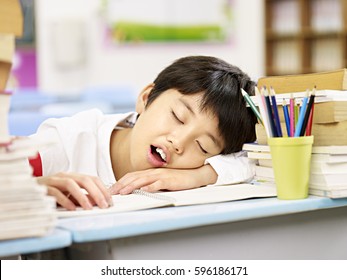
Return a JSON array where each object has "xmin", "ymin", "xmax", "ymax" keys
[{"xmin": 30, "ymin": 56, "xmax": 257, "ymax": 210}]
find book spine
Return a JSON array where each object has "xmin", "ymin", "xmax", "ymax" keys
[{"xmin": 132, "ymin": 190, "xmax": 176, "ymax": 203}]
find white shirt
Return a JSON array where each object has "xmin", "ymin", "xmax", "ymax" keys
[{"xmin": 30, "ymin": 109, "xmax": 255, "ymax": 187}]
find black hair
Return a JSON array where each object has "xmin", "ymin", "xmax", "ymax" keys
[{"xmin": 146, "ymin": 56, "xmax": 257, "ymax": 154}]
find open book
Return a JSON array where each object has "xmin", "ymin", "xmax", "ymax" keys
[{"xmin": 57, "ymin": 183, "xmax": 276, "ymax": 218}]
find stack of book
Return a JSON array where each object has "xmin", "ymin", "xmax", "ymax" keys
[
  {"xmin": 0, "ymin": 94, "xmax": 57, "ymax": 241},
  {"xmin": 0, "ymin": 1, "xmax": 58, "ymax": 240},
  {"xmin": 252, "ymin": 89, "xmax": 347, "ymax": 146},
  {"xmin": 255, "ymin": 69, "xmax": 347, "ymax": 146},
  {"xmin": 243, "ymin": 143, "xmax": 347, "ymax": 198},
  {"xmin": 0, "ymin": 138, "xmax": 57, "ymax": 240}
]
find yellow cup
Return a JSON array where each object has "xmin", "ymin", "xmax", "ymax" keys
[{"xmin": 268, "ymin": 136, "xmax": 314, "ymax": 200}]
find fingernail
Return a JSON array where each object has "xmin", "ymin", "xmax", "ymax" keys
[
  {"xmin": 86, "ymin": 201, "xmax": 93, "ymax": 210},
  {"xmin": 101, "ymin": 200, "xmax": 109, "ymax": 209},
  {"xmin": 119, "ymin": 189, "xmax": 127, "ymax": 195},
  {"xmin": 108, "ymin": 198, "xmax": 114, "ymax": 207}
]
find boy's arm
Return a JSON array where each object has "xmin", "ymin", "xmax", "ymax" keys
[
  {"xmin": 110, "ymin": 165, "xmax": 216, "ymax": 195},
  {"xmin": 110, "ymin": 152, "xmax": 256, "ymax": 194},
  {"xmin": 205, "ymin": 151, "xmax": 256, "ymax": 185}
]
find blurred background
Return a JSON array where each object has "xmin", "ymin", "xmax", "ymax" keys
[{"xmin": 5, "ymin": 0, "xmax": 346, "ymax": 135}]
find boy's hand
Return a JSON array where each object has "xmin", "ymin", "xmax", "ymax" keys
[
  {"xmin": 110, "ymin": 164, "xmax": 218, "ymax": 195},
  {"xmin": 36, "ymin": 172, "xmax": 113, "ymax": 211}
]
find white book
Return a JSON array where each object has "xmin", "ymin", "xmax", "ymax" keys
[
  {"xmin": 243, "ymin": 143, "xmax": 347, "ymax": 155},
  {"xmin": 57, "ymin": 184, "xmax": 277, "ymax": 218},
  {"xmin": 247, "ymin": 151, "xmax": 271, "ymax": 160},
  {"xmin": 309, "ymin": 173, "xmax": 347, "ymax": 187},
  {"xmin": 0, "ymin": 92, "xmax": 11, "ymax": 143},
  {"xmin": 309, "ymin": 188, "xmax": 347, "ymax": 199},
  {"xmin": 258, "ymin": 158, "xmax": 273, "ymax": 167},
  {"xmin": 255, "ymin": 164, "xmax": 347, "ymax": 187},
  {"xmin": 257, "ymin": 159, "xmax": 347, "ymax": 174},
  {"xmin": 249, "ymin": 90, "xmax": 347, "ymax": 105},
  {"xmin": 309, "ymin": 183, "xmax": 347, "ymax": 191},
  {"xmin": 0, "ymin": 197, "xmax": 56, "ymax": 211},
  {"xmin": 311, "ymin": 161, "xmax": 347, "ymax": 174},
  {"xmin": 0, "ymin": 225, "xmax": 56, "ymax": 241},
  {"xmin": 0, "ymin": 206, "xmax": 56, "ymax": 221},
  {"xmin": 258, "ymin": 155, "xmax": 347, "ymax": 165},
  {"xmin": 255, "ymin": 165, "xmax": 275, "ymax": 178},
  {"xmin": 0, "ymin": 220, "xmax": 56, "ymax": 240},
  {"xmin": 311, "ymin": 153, "xmax": 347, "ymax": 163}
]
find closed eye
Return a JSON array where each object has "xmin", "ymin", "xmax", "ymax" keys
[
  {"xmin": 196, "ymin": 141, "xmax": 208, "ymax": 154},
  {"xmin": 171, "ymin": 110, "xmax": 184, "ymax": 124}
]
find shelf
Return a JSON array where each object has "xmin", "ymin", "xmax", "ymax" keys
[{"xmin": 265, "ymin": 0, "xmax": 347, "ymax": 76}]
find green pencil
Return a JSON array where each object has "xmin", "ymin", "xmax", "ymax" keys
[{"xmin": 241, "ymin": 88, "xmax": 263, "ymax": 124}]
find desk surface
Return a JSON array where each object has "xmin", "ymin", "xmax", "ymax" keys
[
  {"xmin": 0, "ymin": 229, "xmax": 71, "ymax": 258},
  {"xmin": 57, "ymin": 196, "xmax": 347, "ymax": 243}
]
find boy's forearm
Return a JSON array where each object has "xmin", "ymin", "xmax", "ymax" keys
[{"xmin": 195, "ymin": 164, "xmax": 218, "ymax": 186}]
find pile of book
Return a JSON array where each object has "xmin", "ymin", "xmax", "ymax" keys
[
  {"xmin": 243, "ymin": 143, "xmax": 347, "ymax": 199},
  {"xmin": 0, "ymin": 2, "xmax": 57, "ymax": 241},
  {"xmin": 255, "ymin": 69, "xmax": 347, "ymax": 146},
  {"xmin": 247, "ymin": 69, "xmax": 347, "ymax": 198},
  {"xmin": 0, "ymin": 94, "xmax": 57, "ymax": 241},
  {"xmin": 0, "ymin": 138, "xmax": 57, "ymax": 240}
]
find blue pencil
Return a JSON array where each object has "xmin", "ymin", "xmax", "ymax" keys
[
  {"xmin": 282, "ymin": 99, "xmax": 290, "ymax": 137},
  {"xmin": 294, "ymin": 92, "xmax": 309, "ymax": 137},
  {"xmin": 263, "ymin": 87, "xmax": 278, "ymax": 137},
  {"xmin": 300, "ymin": 88, "xmax": 316, "ymax": 136},
  {"xmin": 270, "ymin": 87, "xmax": 282, "ymax": 137}
]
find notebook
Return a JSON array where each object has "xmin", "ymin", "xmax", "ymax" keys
[{"xmin": 56, "ymin": 183, "xmax": 277, "ymax": 218}]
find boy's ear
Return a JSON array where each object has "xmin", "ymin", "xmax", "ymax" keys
[{"xmin": 136, "ymin": 83, "xmax": 154, "ymax": 114}]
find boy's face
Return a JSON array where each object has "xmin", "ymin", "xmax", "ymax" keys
[{"xmin": 129, "ymin": 86, "xmax": 224, "ymax": 171}]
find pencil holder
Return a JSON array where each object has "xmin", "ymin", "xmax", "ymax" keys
[{"xmin": 268, "ymin": 136, "xmax": 314, "ymax": 200}]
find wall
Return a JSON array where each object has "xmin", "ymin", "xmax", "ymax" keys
[{"xmin": 35, "ymin": 0, "xmax": 264, "ymax": 96}]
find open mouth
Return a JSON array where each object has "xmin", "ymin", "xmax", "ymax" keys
[{"xmin": 150, "ymin": 145, "xmax": 167, "ymax": 163}]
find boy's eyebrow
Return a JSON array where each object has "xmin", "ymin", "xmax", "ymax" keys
[{"xmin": 179, "ymin": 99, "xmax": 223, "ymax": 149}]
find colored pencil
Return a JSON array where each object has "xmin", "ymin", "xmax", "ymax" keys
[
  {"xmin": 282, "ymin": 99, "xmax": 290, "ymax": 137},
  {"xmin": 263, "ymin": 87, "xmax": 278, "ymax": 137},
  {"xmin": 270, "ymin": 87, "xmax": 283, "ymax": 137},
  {"xmin": 299, "ymin": 91, "xmax": 316, "ymax": 136},
  {"xmin": 255, "ymin": 87, "xmax": 271, "ymax": 137},
  {"xmin": 306, "ymin": 102, "xmax": 314, "ymax": 136},
  {"xmin": 294, "ymin": 92, "xmax": 309, "ymax": 137},
  {"xmin": 241, "ymin": 88, "xmax": 263, "ymax": 125},
  {"xmin": 289, "ymin": 93, "xmax": 295, "ymax": 137},
  {"xmin": 294, "ymin": 101, "xmax": 299, "ymax": 126}
]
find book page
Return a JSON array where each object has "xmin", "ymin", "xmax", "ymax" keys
[
  {"xmin": 56, "ymin": 192, "xmax": 172, "ymax": 218},
  {"xmin": 164, "ymin": 184, "xmax": 276, "ymax": 206},
  {"xmin": 56, "ymin": 184, "xmax": 276, "ymax": 218}
]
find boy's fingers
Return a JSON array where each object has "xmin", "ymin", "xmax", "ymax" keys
[
  {"xmin": 92, "ymin": 177, "xmax": 113, "ymax": 206},
  {"xmin": 39, "ymin": 174, "xmax": 94, "ymax": 210},
  {"xmin": 118, "ymin": 176, "xmax": 157, "ymax": 194},
  {"xmin": 47, "ymin": 186, "xmax": 76, "ymax": 211},
  {"xmin": 109, "ymin": 182, "xmax": 123, "ymax": 195},
  {"xmin": 69, "ymin": 175, "xmax": 110, "ymax": 209}
]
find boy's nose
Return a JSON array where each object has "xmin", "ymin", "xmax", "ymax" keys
[{"xmin": 167, "ymin": 136, "xmax": 184, "ymax": 154}]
